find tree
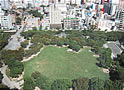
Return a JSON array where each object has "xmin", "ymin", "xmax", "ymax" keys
[
  {"xmin": 39, "ymin": 25, "xmax": 42, "ymax": 30},
  {"xmin": 68, "ymin": 40, "xmax": 81, "ymax": 52},
  {"xmin": 32, "ymin": 27, "xmax": 37, "ymax": 31},
  {"xmin": 72, "ymin": 77, "xmax": 89, "ymax": 90},
  {"xmin": 21, "ymin": 40, "xmax": 29, "ymax": 48},
  {"xmin": 110, "ymin": 52, "xmax": 124, "ymax": 82},
  {"xmin": 104, "ymin": 80, "xmax": 123, "ymax": 90},
  {"xmin": 7, "ymin": 59, "xmax": 24, "ymax": 78},
  {"xmin": 28, "ymin": 10, "xmax": 43, "ymax": 19},
  {"xmin": 16, "ymin": 17, "xmax": 21, "ymax": 25},
  {"xmin": 0, "ymin": 72, "xmax": 3, "ymax": 83},
  {"xmin": 31, "ymin": 71, "xmax": 41, "ymax": 79},
  {"xmin": 51, "ymin": 79, "xmax": 72, "ymax": 90},
  {"xmin": 98, "ymin": 48, "xmax": 112, "ymax": 68},
  {"xmin": 89, "ymin": 77, "xmax": 104, "ymax": 90},
  {"xmin": 0, "ymin": 32, "xmax": 10, "ymax": 50},
  {"xmin": 23, "ymin": 77, "xmax": 35, "ymax": 90},
  {"xmin": 1, "ymin": 48, "xmax": 24, "ymax": 62},
  {"xmin": 35, "ymin": 74, "xmax": 51, "ymax": 90}
]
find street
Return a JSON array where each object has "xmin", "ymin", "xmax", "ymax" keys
[{"xmin": 4, "ymin": 17, "xmax": 28, "ymax": 50}]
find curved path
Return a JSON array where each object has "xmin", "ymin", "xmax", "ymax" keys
[{"xmin": 0, "ymin": 63, "xmax": 19, "ymax": 89}]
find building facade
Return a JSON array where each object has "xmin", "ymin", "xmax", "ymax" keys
[
  {"xmin": 26, "ymin": 17, "xmax": 40, "ymax": 30},
  {"xmin": 0, "ymin": 4, "xmax": 13, "ymax": 30},
  {"xmin": 64, "ymin": 18, "xmax": 79, "ymax": 29},
  {"xmin": 49, "ymin": 4, "xmax": 62, "ymax": 29}
]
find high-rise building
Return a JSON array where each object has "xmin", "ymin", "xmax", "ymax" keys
[
  {"xmin": 118, "ymin": 0, "xmax": 124, "ymax": 10},
  {"xmin": 109, "ymin": 0, "xmax": 119, "ymax": 15},
  {"xmin": 0, "ymin": 0, "xmax": 9, "ymax": 9},
  {"xmin": 0, "ymin": 4, "xmax": 12, "ymax": 30},
  {"xmin": 64, "ymin": 18, "xmax": 79, "ymax": 29},
  {"xmin": 49, "ymin": 4, "xmax": 62, "ymax": 29},
  {"xmin": 104, "ymin": 2, "xmax": 111, "ymax": 14},
  {"xmin": 116, "ymin": 8, "xmax": 124, "ymax": 30}
]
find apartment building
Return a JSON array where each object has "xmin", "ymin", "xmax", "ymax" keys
[
  {"xmin": 26, "ymin": 17, "xmax": 40, "ymax": 30},
  {"xmin": 64, "ymin": 18, "xmax": 79, "ymax": 30},
  {"xmin": 49, "ymin": 4, "xmax": 62, "ymax": 29},
  {"xmin": 0, "ymin": 4, "xmax": 13, "ymax": 30}
]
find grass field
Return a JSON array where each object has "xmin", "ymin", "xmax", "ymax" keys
[{"xmin": 24, "ymin": 46, "xmax": 109, "ymax": 80}]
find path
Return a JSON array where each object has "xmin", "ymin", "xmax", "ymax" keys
[
  {"xmin": 0, "ymin": 63, "xmax": 19, "ymax": 89},
  {"xmin": 1, "ymin": 17, "xmax": 29, "ymax": 89}
]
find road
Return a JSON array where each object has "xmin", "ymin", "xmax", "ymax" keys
[
  {"xmin": 1, "ymin": 17, "xmax": 29, "ymax": 89},
  {"xmin": 4, "ymin": 17, "xmax": 28, "ymax": 50}
]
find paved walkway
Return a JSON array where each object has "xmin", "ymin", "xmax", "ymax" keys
[
  {"xmin": 4, "ymin": 17, "xmax": 29, "ymax": 50},
  {"xmin": 0, "ymin": 63, "xmax": 20, "ymax": 89},
  {"xmin": 104, "ymin": 41, "xmax": 123, "ymax": 59}
]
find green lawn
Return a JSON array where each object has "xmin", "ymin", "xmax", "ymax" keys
[{"xmin": 24, "ymin": 46, "xmax": 109, "ymax": 80}]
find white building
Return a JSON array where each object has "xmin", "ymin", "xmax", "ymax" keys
[
  {"xmin": 98, "ymin": 20, "xmax": 116, "ymax": 31},
  {"xmin": 0, "ymin": 4, "xmax": 13, "ymax": 30},
  {"xmin": 56, "ymin": 3, "xmax": 67, "ymax": 19},
  {"xmin": 42, "ymin": 15, "xmax": 50, "ymax": 30},
  {"xmin": 26, "ymin": 17, "xmax": 40, "ymax": 30},
  {"xmin": 0, "ymin": 14, "xmax": 13, "ymax": 30},
  {"xmin": 0, "ymin": 0, "xmax": 9, "ymax": 9},
  {"xmin": 49, "ymin": 4, "xmax": 62, "ymax": 29},
  {"xmin": 110, "ymin": 0, "xmax": 119, "ymax": 15}
]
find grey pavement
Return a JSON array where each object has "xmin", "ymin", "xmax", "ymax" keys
[
  {"xmin": 56, "ymin": 32, "xmax": 67, "ymax": 38},
  {"xmin": 4, "ymin": 17, "xmax": 29, "ymax": 50},
  {"xmin": 104, "ymin": 41, "xmax": 123, "ymax": 59},
  {"xmin": 0, "ymin": 63, "xmax": 20, "ymax": 89}
]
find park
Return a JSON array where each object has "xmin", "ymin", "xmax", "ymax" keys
[{"xmin": 24, "ymin": 46, "xmax": 109, "ymax": 81}]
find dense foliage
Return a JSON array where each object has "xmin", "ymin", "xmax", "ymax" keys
[
  {"xmin": 0, "ymin": 32, "xmax": 10, "ymax": 51},
  {"xmin": 110, "ymin": 52, "xmax": 124, "ymax": 82},
  {"xmin": 0, "ymin": 48, "xmax": 24, "ymax": 78},
  {"xmin": 72, "ymin": 77, "xmax": 89, "ymax": 90},
  {"xmin": 21, "ymin": 40, "xmax": 29, "ymax": 48},
  {"xmin": 51, "ymin": 79, "xmax": 72, "ymax": 90},
  {"xmin": 23, "ymin": 77, "xmax": 35, "ymax": 90},
  {"xmin": 28, "ymin": 10, "xmax": 43, "ymax": 19},
  {"xmin": 16, "ymin": 17, "xmax": 22, "ymax": 25},
  {"xmin": 89, "ymin": 77, "xmax": 105, "ymax": 90}
]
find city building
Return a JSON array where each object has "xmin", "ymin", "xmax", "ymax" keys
[
  {"xmin": 49, "ymin": 4, "xmax": 62, "ymax": 29},
  {"xmin": 118, "ymin": 0, "xmax": 124, "ymax": 10},
  {"xmin": 116, "ymin": 8, "xmax": 124, "ymax": 30},
  {"xmin": 0, "ymin": 0, "xmax": 10, "ymax": 9},
  {"xmin": 42, "ymin": 15, "xmax": 50, "ymax": 30},
  {"xmin": 26, "ymin": 17, "xmax": 40, "ymax": 30},
  {"xmin": 0, "ymin": 4, "xmax": 13, "ymax": 30},
  {"xmin": 63, "ymin": 17, "xmax": 79, "ymax": 29},
  {"xmin": 110, "ymin": 0, "xmax": 119, "ymax": 15},
  {"xmin": 98, "ymin": 19, "xmax": 116, "ymax": 31}
]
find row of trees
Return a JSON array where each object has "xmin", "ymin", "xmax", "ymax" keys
[
  {"xmin": 0, "ymin": 32, "xmax": 10, "ymax": 51},
  {"xmin": 24, "ymin": 73, "xmax": 123, "ymax": 90}
]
